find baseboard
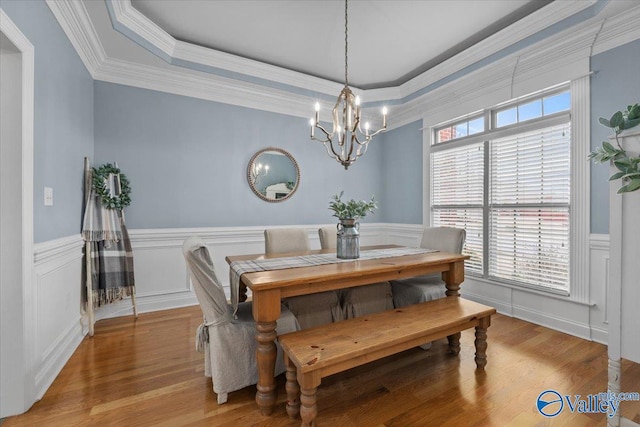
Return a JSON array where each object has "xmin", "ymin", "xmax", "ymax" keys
[
  {"xmin": 34, "ymin": 316, "xmax": 84, "ymax": 400},
  {"xmin": 93, "ymin": 290, "xmax": 198, "ymax": 322}
]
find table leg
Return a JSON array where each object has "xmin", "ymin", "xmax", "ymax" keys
[
  {"xmin": 447, "ymin": 332, "xmax": 461, "ymax": 355},
  {"xmin": 252, "ymin": 290, "xmax": 281, "ymax": 416},
  {"xmin": 474, "ymin": 317, "xmax": 490, "ymax": 369},
  {"xmin": 443, "ymin": 260, "xmax": 464, "ymax": 297},
  {"xmin": 255, "ymin": 321, "xmax": 277, "ymax": 414}
]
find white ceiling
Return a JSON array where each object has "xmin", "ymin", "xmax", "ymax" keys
[{"xmin": 129, "ymin": 0, "xmax": 551, "ymax": 89}]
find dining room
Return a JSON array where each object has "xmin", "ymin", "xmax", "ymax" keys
[{"xmin": 1, "ymin": 0, "xmax": 640, "ymax": 425}]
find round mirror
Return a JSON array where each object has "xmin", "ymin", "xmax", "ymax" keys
[{"xmin": 247, "ymin": 147, "xmax": 300, "ymax": 202}]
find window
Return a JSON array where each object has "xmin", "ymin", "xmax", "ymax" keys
[
  {"xmin": 431, "ymin": 88, "xmax": 571, "ymax": 293},
  {"xmin": 435, "ymin": 114, "xmax": 485, "ymax": 143}
]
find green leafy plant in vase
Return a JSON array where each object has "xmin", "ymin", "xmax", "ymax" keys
[
  {"xmin": 589, "ymin": 103, "xmax": 640, "ymax": 193},
  {"xmin": 328, "ymin": 191, "xmax": 377, "ymax": 259},
  {"xmin": 328, "ymin": 191, "xmax": 377, "ymax": 220}
]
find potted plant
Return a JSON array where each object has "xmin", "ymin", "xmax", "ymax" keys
[
  {"xmin": 589, "ymin": 103, "xmax": 640, "ymax": 193},
  {"xmin": 328, "ymin": 191, "xmax": 377, "ymax": 259}
]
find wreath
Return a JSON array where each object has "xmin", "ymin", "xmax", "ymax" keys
[{"xmin": 92, "ymin": 163, "xmax": 132, "ymax": 210}]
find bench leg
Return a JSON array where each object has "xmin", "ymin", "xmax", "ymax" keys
[
  {"xmin": 284, "ymin": 355, "xmax": 300, "ymax": 419},
  {"xmin": 474, "ymin": 316, "xmax": 491, "ymax": 369},
  {"xmin": 447, "ymin": 332, "xmax": 461, "ymax": 355},
  {"xmin": 300, "ymin": 386, "xmax": 318, "ymax": 427}
]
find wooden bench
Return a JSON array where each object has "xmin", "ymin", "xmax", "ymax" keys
[{"xmin": 278, "ymin": 297, "xmax": 496, "ymax": 426}]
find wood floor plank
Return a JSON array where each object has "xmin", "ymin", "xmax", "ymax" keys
[{"xmin": 3, "ymin": 305, "xmax": 639, "ymax": 426}]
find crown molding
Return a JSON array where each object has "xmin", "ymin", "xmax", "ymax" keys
[
  {"xmin": 108, "ymin": 0, "xmax": 345, "ymax": 97},
  {"xmin": 47, "ymin": 0, "xmax": 639, "ymax": 126},
  {"xmin": 45, "ymin": 0, "xmax": 105, "ymax": 77},
  {"xmin": 591, "ymin": 4, "xmax": 640, "ymax": 56},
  {"xmin": 107, "ymin": 0, "xmax": 175, "ymax": 58},
  {"xmin": 93, "ymin": 57, "xmax": 315, "ymax": 119},
  {"xmin": 107, "ymin": 0, "xmax": 598, "ymax": 102},
  {"xmin": 336, "ymin": 0, "xmax": 599, "ymax": 103}
]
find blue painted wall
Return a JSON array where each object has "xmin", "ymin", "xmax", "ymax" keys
[
  {"xmin": 590, "ymin": 39, "xmax": 640, "ymax": 234},
  {"xmin": 2, "ymin": 0, "xmax": 94, "ymax": 243},
  {"xmin": 93, "ymin": 81, "xmax": 384, "ymax": 228},
  {"xmin": 378, "ymin": 120, "xmax": 423, "ymax": 224}
]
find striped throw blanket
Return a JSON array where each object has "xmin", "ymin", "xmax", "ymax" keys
[
  {"xmin": 82, "ymin": 190, "xmax": 135, "ymax": 308},
  {"xmin": 228, "ymin": 246, "xmax": 436, "ymax": 316}
]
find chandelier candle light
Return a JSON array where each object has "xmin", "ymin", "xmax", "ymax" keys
[{"xmin": 309, "ymin": 0, "xmax": 388, "ymax": 170}]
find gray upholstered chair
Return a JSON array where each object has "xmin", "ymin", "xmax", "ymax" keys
[
  {"xmin": 391, "ymin": 226, "xmax": 466, "ymax": 307},
  {"xmin": 391, "ymin": 227, "xmax": 466, "ymax": 348},
  {"xmin": 182, "ymin": 236, "xmax": 300, "ymax": 404},
  {"xmin": 264, "ymin": 228, "xmax": 343, "ymax": 329},
  {"xmin": 317, "ymin": 227, "xmax": 394, "ymax": 319},
  {"xmin": 318, "ymin": 226, "xmax": 337, "ymax": 250}
]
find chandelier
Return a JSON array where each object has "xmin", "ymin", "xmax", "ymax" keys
[{"xmin": 309, "ymin": 0, "xmax": 388, "ymax": 170}]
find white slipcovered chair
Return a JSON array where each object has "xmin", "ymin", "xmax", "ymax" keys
[
  {"xmin": 391, "ymin": 227, "xmax": 466, "ymax": 348},
  {"xmin": 182, "ymin": 236, "xmax": 300, "ymax": 404},
  {"xmin": 317, "ymin": 227, "xmax": 394, "ymax": 319},
  {"xmin": 264, "ymin": 228, "xmax": 344, "ymax": 329},
  {"xmin": 318, "ymin": 226, "xmax": 337, "ymax": 250}
]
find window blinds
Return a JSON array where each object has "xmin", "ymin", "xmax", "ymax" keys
[
  {"xmin": 489, "ymin": 123, "xmax": 571, "ymax": 291},
  {"xmin": 431, "ymin": 142, "xmax": 484, "ymax": 274}
]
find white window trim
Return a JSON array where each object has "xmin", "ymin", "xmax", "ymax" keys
[{"xmin": 423, "ymin": 75, "xmax": 590, "ymax": 302}]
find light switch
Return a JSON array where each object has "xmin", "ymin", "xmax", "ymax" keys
[{"xmin": 44, "ymin": 187, "xmax": 53, "ymax": 206}]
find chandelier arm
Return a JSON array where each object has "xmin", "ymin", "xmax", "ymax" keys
[
  {"xmin": 311, "ymin": 135, "xmax": 331, "ymax": 144},
  {"xmin": 355, "ymin": 139, "xmax": 369, "ymax": 159},
  {"xmin": 322, "ymin": 140, "xmax": 343, "ymax": 162},
  {"xmin": 314, "ymin": 122, "xmax": 333, "ymax": 138},
  {"xmin": 366, "ymin": 126, "xmax": 387, "ymax": 139},
  {"xmin": 346, "ymin": 135, "xmax": 356, "ymax": 160},
  {"xmin": 351, "ymin": 133, "xmax": 368, "ymax": 146}
]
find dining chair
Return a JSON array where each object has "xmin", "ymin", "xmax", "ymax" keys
[
  {"xmin": 264, "ymin": 228, "xmax": 344, "ymax": 329},
  {"xmin": 182, "ymin": 236, "xmax": 300, "ymax": 404},
  {"xmin": 317, "ymin": 227, "xmax": 394, "ymax": 319},
  {"xmin": 390, "ymin": 226, "xmax": 466, "ymax": 348},
  {"xmin": 318, "ymin": 226, "xmax": 337, "ymax": 250}
]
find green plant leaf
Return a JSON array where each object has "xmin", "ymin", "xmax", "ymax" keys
[
  {"xmin": 627, "ymin": 104, "xmax": 640, "ymax": 120},
  {"xmin": 609, "ymin": 172, "xmax": 626, "ymax": 181},
  {"xmin": 618, "ymin": 178, "xmax": 640, "ymax": 193},
  {"xmin": 602, "ymin": 141, "xmax": 616, "ymax": 153},
  {"xmin": 599, "ymin": 117, "xmax": 611, "ymax": 127},
  {"xmin": 624, "ymin": 117, "xmax": 640, "ymax": 130},
  {"xmin": 621, "ymin": 172, "xmax": 640, "ymax": 180},
  {"xmin": 614, "ymin": 159, "xmax": 634, "ymax": 171},
  {"xmin": 610, "ymin": 111, "xmax": 624, "ymax": 128}
]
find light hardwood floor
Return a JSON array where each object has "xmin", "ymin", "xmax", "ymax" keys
[{"xmin": 3, "ymin": 305, "xmax": 639, "ymax": 426}]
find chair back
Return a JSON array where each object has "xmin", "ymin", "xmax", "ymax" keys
[
  {"xmin": 264, "ymin": 228, "xmax": 310, "ymax": 254},
  {"xmin": 420, "ymin": 227, "xmax": 466, "ymax": 254},
  {"xmin": 182, "ymin": 236, "xmax": 232, "ymax": 324},
  {"xmin": 318, "ymin": 226, "xmax": 337, "ymax": 250}
]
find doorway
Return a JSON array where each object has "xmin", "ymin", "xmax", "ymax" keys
[{"xmin": 0, "ymin": 12, "xmax": 35, "ymax": 418}]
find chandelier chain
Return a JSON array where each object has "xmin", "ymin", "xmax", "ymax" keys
[{"xmin": 344, "ymin": 0, "xmax": 348, "ymax": 87}]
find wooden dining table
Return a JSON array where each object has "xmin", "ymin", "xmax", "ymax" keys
[{"xmin": 225, "ymin": 244, "xmax": 469, "ymax": 416}]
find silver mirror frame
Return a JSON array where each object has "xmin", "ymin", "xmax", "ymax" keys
[{"xmin": 247, "ymin": 147, "xmax": 300, "ymax": 203}]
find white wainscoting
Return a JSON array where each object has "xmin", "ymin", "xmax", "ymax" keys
[
  {"xmin": 32, "ymin": 234, "xmax": 84, "ymax": 400},
  {"xmin": 460, "ymin": 234, "xmax": 610, "ymax": 345},
  {"xmin": 29, "ymin": 225, "xmax": 610, "ymax": 406}
]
